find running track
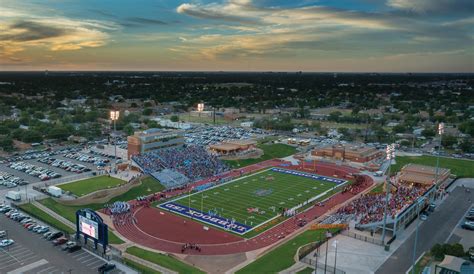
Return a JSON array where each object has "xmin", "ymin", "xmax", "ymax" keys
[{"xmin": 115, "ymin": 161, "xmax": 373, "ymax": 255}]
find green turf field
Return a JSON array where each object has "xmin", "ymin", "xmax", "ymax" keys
[
  {"xmin": 58, "ymin": 175, "xmax": 126, "ymax": 196},
  {"xmin": 169, "ymin": 168, "xmax": 340, "ymax": 231},
  {"xmin": 224, "ymin": 143, "xmax": 297, "ymax": 168},
  {"xmin": 392, "ymin": 155, "xmax": 474, "ymax": 177}
]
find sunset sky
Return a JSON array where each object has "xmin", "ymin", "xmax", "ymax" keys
[{"xmin": 1, "ymin": 0, "xmax": 473, "ymax": 72}]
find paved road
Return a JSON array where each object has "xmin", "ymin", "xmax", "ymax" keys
[
  {"xmin": 0, "ymin": 213, "xmax": 126, "ymax": 274},
  {"xmin": 376, "ymin": 186, "xmax": 474, "ymax": 274}
]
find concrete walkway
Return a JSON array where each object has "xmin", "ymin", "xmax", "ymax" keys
[{"xmin": 32, "ymin": 200, "xmax": 75, "ymax": 229}]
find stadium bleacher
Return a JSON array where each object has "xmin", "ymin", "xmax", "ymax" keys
[{"xmin": 132, "ymin": 145, "xmax": 230, "ymax": 188}]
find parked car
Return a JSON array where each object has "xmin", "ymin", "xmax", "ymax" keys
[
  {"xmin": 53, "ymin": 237, "xmax": 68, "ymax": 246},
  {"xmin": 98, "ymin": 263, "xmax": 116, "ymax": 273},
  {"xmin": 48, "ymin": 232, "xmax": 63, "ymax": 241},
  {"xmin": 0, "ymin": 231, "xmax": 6, "ymax": 238},
  {"xmin": 0, "ymin": 239, "xmax": 14, "ymax": 247},
  {"xmin": 61, "ymin": 241, "xmax": 76, "ymax": 251},
  {"xmin": 67, "ymin": 245, "xmax": 81, "ymax": 253},
  {"xmin": 461, "ymin": 221, "xmax": 474, "ymax": 230}
]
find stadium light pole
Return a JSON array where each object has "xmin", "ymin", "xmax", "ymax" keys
[
  {"xmin": 110, "ymin": 110, "xmax": 120, "ymax": 173},
  {"xmin": 333, "ymin": 239, "xmax": 339, "ymax": 274},
  {"xmin": 434, "ymin": 123, "xmax": 444, "ymax": 195},
  {"xmin": 381, "ymin": 144, "xmax": 396, "ymax": 244},
  {"xmin": 411, "ymin": 197, "xmax": 426, "ymax": 274}
]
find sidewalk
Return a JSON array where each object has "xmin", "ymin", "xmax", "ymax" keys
[{"xmin": 32, "ymin": 200, "xmax": 75, "ymax": 229}]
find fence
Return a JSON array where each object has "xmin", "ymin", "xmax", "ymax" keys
[
  {"xmin": 341, "ymin": 230, "xmax": 384, "ymax": 246},
  {"xmin": 301, "ymin": 257, "xmax": 346, "ymax": 274}
]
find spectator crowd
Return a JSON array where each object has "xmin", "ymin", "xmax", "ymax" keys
[
  {"xmin": 337, "ymin": 185, "xmax": 428, "ymax": 224},
  {"xmin": 132, "ymin": 145, "xmax": 230, "ymax": 183}
]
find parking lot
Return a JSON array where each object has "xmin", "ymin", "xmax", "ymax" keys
[{"xmin": 0, "ymin": 208, "xmax": 130, "ymax": 274}]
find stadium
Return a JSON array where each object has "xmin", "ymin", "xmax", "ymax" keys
[{"xmin": 103, "ymin": 142, "xmax": 374, "ymax": 257}]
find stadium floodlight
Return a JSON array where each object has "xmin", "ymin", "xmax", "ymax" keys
[
  {"xmin": 110, "ymin": 110, "xmax": 120, "ymax": 171},
  {"xmin": 197, "ymin": 103, "xmax": 204, "ymax": 112},
  {"xmin": 110, "ymin": 110, "xmax": 120, "ymax": 121},
  {"xmin": 381, "ymin": 143, "xmax": 396, "ymax": 243},
  {"xmin": 434, "ymin": 122, "xmax": 445, "ymax": 194}
]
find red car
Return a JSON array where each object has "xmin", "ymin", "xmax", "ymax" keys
[{"xmin": 53, "ymin": 237, "xmax": 68, "ymax": 246}]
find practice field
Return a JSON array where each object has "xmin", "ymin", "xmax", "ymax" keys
[
  {"xmin": 58, "ymin": 175, "xmax": 125, "ymax": 196},
  {"xmin": 160, "ymin": 168, "xmax": 344, "ymax": 235}
]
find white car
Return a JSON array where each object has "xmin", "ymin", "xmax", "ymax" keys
[{"xmin": 0, "ymin": 239, "xmax": 14, "ymax": 247}]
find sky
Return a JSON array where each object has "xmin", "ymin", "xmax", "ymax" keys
[{"xmin": 0, "ymin": 0, "xmax": 473, "ymax": 72}]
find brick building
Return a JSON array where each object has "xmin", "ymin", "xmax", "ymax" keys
[{"xmin": 311, "ymin": 143, "xmax": 383, "ymax": 163}]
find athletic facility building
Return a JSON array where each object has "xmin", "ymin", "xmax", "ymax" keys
[
  {"xmin": 127, "ymin": 128, "xmax": 184, "ymax": 159},
  {"xmin": 397, "ymin": 163, "xmax": 451, "ymax": 186},
  {"xmin": 311, "ymin": 143, "xmax": 383, "ymax": 163},
  {"xmin": 209, "ymin": 139, "xmax": 257, "ymax": 155}
]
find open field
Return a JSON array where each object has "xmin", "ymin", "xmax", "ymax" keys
[
  {"xmin": 393, "ymin": 155, "xmax": 474, "ymax": 178},
  {"xmin": 165, "ymin": 168, "xmax": 340, "ymax": 234},
  {"xmin": 126, "ymin": 246, "xmax": 205, "ymax": 274},
  {"xmin": 58, "ymin": 175, "xmax": 125, "ymax": 196},
  {"xmin": 236, "ymin": 228, "xmax": 338, "ymax": 273},
  {"xmin": 225, "ymin": 143, "xmax": 297, "ymax": 168},
  {"xmin": 37, "ymin": 198, "xmax": 124, "ymax": 244},
  {"xmin": 123, "ymin": 258, "xmax": 161, "ymax": 274},
  {"xmin": 18, "ymin": 203, "xmax": 75, "ymax": 234}
]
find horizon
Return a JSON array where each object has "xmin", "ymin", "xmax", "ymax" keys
[{"xmin": 1, "ymin": 0, "xmax": 473, "ymax": 72}]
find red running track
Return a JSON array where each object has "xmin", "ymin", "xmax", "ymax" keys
[{"xmin": 115, "ymin": 162, "xmax": 373, "ymax": 255}]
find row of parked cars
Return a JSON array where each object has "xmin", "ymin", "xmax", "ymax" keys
[
  {"xmin": 1, "ymin": 204, "xmax": 116, "ymax": 273},
  {"xmin": 0, "ymin": 204, "xmax": 82, "ymax": 253},
  {"xmin": 0, "ymin": 171, "xmax": 27, "ymax": 188},
  {"xmin": 3, "ymin": 146, "xmax": 83, "ymax": 163},
  {"xmin": 8, "ymin": 161, "xmax": 61, "ymax": 181},
  {"xmin": 89, "ymin": 150, "xmax": 122, "ymax": 161},
  {"xmin": 38, "ymin": 157, "xmax": 92, "ymax": 174},
  {"xmin": 461, "ymin": 207, "xmax": 474, "ymax": 230},
  {"xmin": 63, "ymin": 152, "xmax": 110, "ymax": 167}
]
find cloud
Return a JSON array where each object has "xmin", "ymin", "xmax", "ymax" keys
[
  {"xmin": 177, "ymin": 2, "xmax": 260, "ymax": 24},
  {"xmin": 0, "ymin": 9, "xmax": 118, "ymax": 65},
  {"xmin": 387, "ymin": 0, "xmax": 474, "ymax": 13},
  {"xmin": 1, "ymin": 21, "xmax": 66, "ymax": 42},
  {"xmin": 121, "ymin": 17, "xmax": 168, "ymax": 28}
]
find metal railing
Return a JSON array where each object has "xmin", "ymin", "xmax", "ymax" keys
[
  {"xmin": 341, "ymin": 230, "xmax": 384, "ymax": 246},
  {"xmin": 301, "ymin": 258, "xmax": 346, "ymax": 274}
]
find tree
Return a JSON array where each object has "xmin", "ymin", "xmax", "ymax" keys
[
  {"xmin": 143, "ymin": 108, "xmax": 153, "ymax": 116},
  {"xmin": 422, "ymin": 128, "xmax": 435, "ymax": 138},
  {"xmin": 22, "ymin": 130, "xmax": 43, "ymax": 143},
  {"xmin": 392, "ymin": 124, "xmax": 407, "ymax": 134},
  {"xmin": 459, "ymin": 120, "xmax": 474, "ymax": 136},
  {"xmin": 170, "ymin": 115, "xmax": 179, "ymax": 122},
  {"xmin": 47, "ymin": 126, "xmax": 70, "ymax": 140},
  {"xmin": 441, "ymin": 135, "xmax": 457, "ymax": 148},
  {"xmin": 459, "ymin": 139, "xmax": 473, "ymax": 153},
  {"xmin": 328, "ymin": 111, "xmax": 342, "ymax": 122},
  {"xmin": 0, "ymin": 136, "xmax": 14, "ymax": 151},
  {"xmin": 123, "ymin": 124, "xmax": 135, "ymax": 136},
  {"xmin": 431, "ymin": 244, "xmax": 444, "ymax": 261}
]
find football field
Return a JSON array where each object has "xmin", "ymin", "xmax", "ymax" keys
[{"xmin": 160, "ymin": 168, "xmax": 345, "ymax": 234}]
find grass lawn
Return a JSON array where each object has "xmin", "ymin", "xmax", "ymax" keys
[
  {"xmin": 236, "ymin": 229, "xmax": 336, "ymax": 274},
  {"xmin": 123, "ymin": 258, "xmax": 161, "ymax": 274},
  {"xmin": 168, "ymin": 168, "xmax": 338, "ymax": 235},
  {"xmin": 297, "ymin": 267, "xmax": 314, "ymax": 274},
  {"xmin": 393, "ymin": 155, "xmax": 474, "ymax": 177},
  {"xmin": 37, "ymin": 198, "xmax": 124, "ymax": 244},
  {"xmin": 108, "ymin": 177, "xmax": 165, "ymax": 203},
  {"xmin": 225, "ymin": 143, "xmax": 297, "ymax": 168},
  {"xmin": 58, "ymin": 176, "xmax": 125, "ymax": 196},
  {"xmin": 126, "ymin": 246, "xmax": 205, "ymax": 274},
  {"xmin": 18, "ymin": 203, "xmax": 74, "ymax": 234}
]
